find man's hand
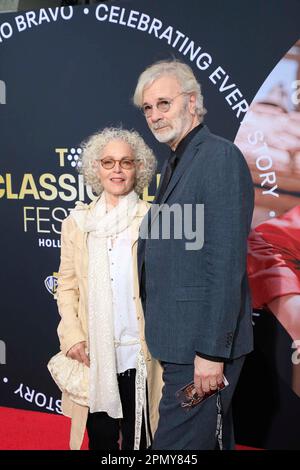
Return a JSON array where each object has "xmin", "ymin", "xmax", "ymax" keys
[
  {"xmin": 66, "ymin": 341, "xmax": 90, "ymax": 367},
  {"xmin": 194, "ymin": 355, "xmax": 224, "ymax": 395}
]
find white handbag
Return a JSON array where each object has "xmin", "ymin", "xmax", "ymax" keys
[{"xmin": 47, "ymin": 352, "xmax": 89, "ymax": 407}]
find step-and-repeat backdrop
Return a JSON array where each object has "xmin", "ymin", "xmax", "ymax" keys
[{"xmin": 0, "ymin": 0, "xmax": 299, "ymax": 449}]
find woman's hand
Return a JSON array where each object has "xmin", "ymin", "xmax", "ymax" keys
[{"xmin": 66, "ymin": 341, "xmax": 90, "ymax": 367}]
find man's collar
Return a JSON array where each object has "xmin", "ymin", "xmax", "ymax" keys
[{"xmin": 171, "ymin": 123, "xmax": 203, "ymax": 159}]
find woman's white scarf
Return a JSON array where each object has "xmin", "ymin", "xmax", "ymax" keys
[{"xmin": 85, "ymin": 190, "xmax": 139, "ymax": 417}]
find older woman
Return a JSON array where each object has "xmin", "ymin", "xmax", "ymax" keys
[{"xmin": 56, "ymin": 127, "xmax": 162, "ymax": 450}]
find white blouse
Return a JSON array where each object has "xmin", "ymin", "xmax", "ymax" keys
[{"xmin": 107, "ymin": 227, "xmax": 140, "ymax": 374}]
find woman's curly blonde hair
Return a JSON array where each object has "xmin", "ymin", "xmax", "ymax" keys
[{"xmin": 79, "ymin": 127, "xmax": 157, "ymax": 195}]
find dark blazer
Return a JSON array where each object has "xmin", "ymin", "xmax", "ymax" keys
[{"xmin": 138, "ymin": 125, "xmax": 254, "ymax": 364}]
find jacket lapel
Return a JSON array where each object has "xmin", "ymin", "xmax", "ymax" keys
[
  {"xmin": 131, "ymin": 200, "xmax": 150, "ymax": 251},
  {"xmin": 150, "ymin": 125, "xmax": 210, "ymax": 227},
  {"xmin": 83, "ymin": 196, "xmax": 100, "ymax": 251},
  {"xmin": 153, "ymin": 158, "xmax": 169, "ymax": 204}
]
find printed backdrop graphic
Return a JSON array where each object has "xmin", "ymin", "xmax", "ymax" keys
[
  {"xmin": 0, "ymin": 0, "xmax": 300, "ymax": 449},
  {"xmin": 234, "ymin": 39, "xmax": 300, "ymax": 450}
]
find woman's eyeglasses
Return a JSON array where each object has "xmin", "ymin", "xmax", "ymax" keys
[{"xmin": 99, "ymin": 158, "xmax": 136, "ymax": 170}]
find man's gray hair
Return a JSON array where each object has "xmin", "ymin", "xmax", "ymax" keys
[{"xmin": 133, "ymin": 60, "xmax": 207, "ymax": 121}]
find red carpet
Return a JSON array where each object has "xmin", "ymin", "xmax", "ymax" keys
[
  {"xmin": 0, "ymin": 407, "xmax": 88, "ymax": 450},
  {"xmin": 0, "ymin": 406, "xmax": 258, "ymax": 450}
]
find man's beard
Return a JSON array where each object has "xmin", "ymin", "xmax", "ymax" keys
[
  {"xmin": 150, "ymin": 104, "xmax": 192, "ymax": 145},
  {"xmin": 151, "ymin": 123, "xmax": 178, "ymax": 143}
]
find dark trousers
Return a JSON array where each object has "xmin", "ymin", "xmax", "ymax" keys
[
  {"xmin": 153, "ymin": 356, "xmax": 245, "ymax": 450},
  {"xmin": 86, "ymin": 369, "xmax": 147, "ymax": 450}
]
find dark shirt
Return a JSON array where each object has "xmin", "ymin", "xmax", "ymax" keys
[
  {"xmin": 154, "ymin": 124, "xmax": 203, "ymax": 204},
  {"xmin": 169, "ymin": 123, "xmax": 203, "ymax": 168}
]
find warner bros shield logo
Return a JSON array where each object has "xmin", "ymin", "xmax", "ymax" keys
[{"xmin": 44, "ymin": 273, "xmax": 58, "ymax": 297}]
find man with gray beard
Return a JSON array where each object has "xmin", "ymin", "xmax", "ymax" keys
[{"xmin": 133, "ymin": 60, "xmax": 254, "ymax": 450}]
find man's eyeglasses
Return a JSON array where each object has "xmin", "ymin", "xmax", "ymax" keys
[
  {"xmin": 99, "ymin": 158, "xmax": 136, "ymax": 170},
  {"xmin": 141, "ymin": 92, "xmax": 188, "ymax": 117}
]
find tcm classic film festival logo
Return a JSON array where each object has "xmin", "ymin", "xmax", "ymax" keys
[
  {"xmin": 23, "ymin": 147, "xmax": 92, "ymax": 249},
  {"xmin": 0, "ymin": 145, "xmax": 95, "ymax": 249},
  {"xmin": 0, "ymin": 144, "xmax": 160, "ymax": 250}
]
